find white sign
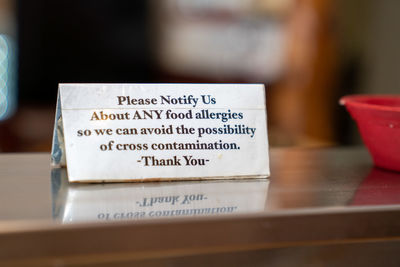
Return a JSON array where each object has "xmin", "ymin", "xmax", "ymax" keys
[{"xmin": 51, "ymin": 83, "xmax": 270, "ymax": 182}]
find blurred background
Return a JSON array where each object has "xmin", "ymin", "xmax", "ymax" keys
[{"xmin": 0, "ymin": 0, "xmax": 398, "ymax": 152}]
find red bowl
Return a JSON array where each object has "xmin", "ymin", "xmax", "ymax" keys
[{"xmin": 340, "ymin": 95, "xmax": 400, "ymax": 172}]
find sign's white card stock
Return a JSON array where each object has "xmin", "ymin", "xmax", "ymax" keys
[{"xmin": 51, "ymin": 84, "xmax": 270, "ymax": 183}]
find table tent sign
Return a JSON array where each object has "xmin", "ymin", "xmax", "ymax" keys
[{"xmin": 51, "ymin": 83, "xmax": 270, "ymax": 183}]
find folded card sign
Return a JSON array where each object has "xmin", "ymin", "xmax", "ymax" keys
[{"xmin": 51, "ymin": 84, "xmax": 270, "ymax": 182}]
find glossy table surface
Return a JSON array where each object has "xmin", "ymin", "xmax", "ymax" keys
[{"xmin": 1, "ymin": 147, "xmax": 400, "ymax": 266}]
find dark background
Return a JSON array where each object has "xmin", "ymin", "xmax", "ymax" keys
[
  {"xmin": 18, "ymin": 1, "xmax": 152, "ymax": 104},
  {"xmin": 0, "ymin": 0, "xmax": 398, "ymax": 151}
]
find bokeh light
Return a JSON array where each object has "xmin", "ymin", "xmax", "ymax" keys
[{"xmin": 0, "ymin": 34, "xmax": 16, "ymax": 121}]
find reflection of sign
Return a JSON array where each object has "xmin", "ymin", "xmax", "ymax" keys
[
  {"xmin": 51, "ymin": 83, "xmax": 270, "ymax": 182},
  {"xmin": 51, "ymin": 168, "xmax": 269, "ymax": 223}
]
